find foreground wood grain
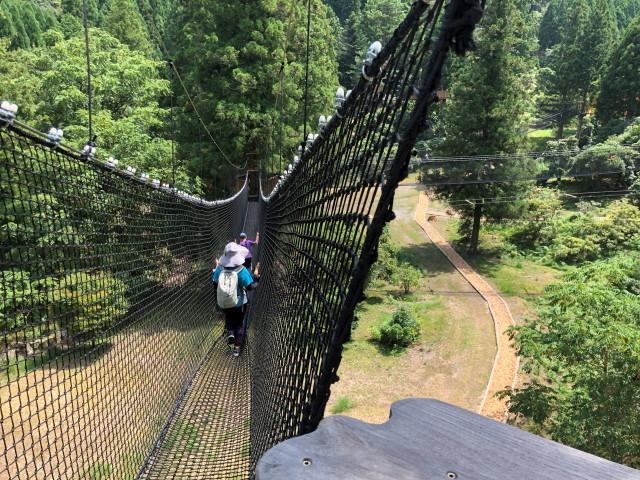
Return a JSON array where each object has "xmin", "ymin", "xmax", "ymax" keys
[{"xmin": 256, "ymin": 398, "xmax": 640, "ymax": 479}]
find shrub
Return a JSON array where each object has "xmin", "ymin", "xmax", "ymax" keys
[
  {"xmin": 631, "ymin": 177, "xmax": 640, "ymax": 208},
  {"xmin": 509, "ymin": 187, "xmax": 562, "ymax": 247},
  {"xmin": 370, "ymin": 226, "xmax": 399, "ymax": 282},
  {"xmin": 331, "ymin": 397, "xmax": 356, "ymax": 414},
  {"xmin": 374, "ymin": 306, "xmax": 421, "ymax": 350},
  {"xmin": 550, "ymin": 200, "xmax": 640, "ymax": 263},
  {"xmin": 393, "ymin": 263, "xmax": 422, "ymax": 295}
]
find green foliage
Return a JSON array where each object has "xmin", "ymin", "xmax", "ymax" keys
[
  {"xmin": 370, "ymin": 226, "xmax": 399, "ymax": 282},
  {"xmin": 569, "ymin": 142, "xmax": 638, "ymax": 188},
  {"xmin": 326, "ymin": 0, "xmax": 359, "ymax": 23},
  {"xmin": 169, "ymin": 0, "xmax": 339, "ymax": 196},
  {"xmin": 505, "ymin": 255, "xmax": 640, "ymax": 466},
  {"xmin": 0, "ymin": 28, "xmax": 194, "ymax": 189},
  {"xmin": 353, "ymin": 0, "xmax": 408, "ymax": 66},
  {"xmin": 509, "ymin": 187, "xmax": 562, "ymax": 247},
  {"xmin": 393, "ymin": 263, "xmax": 421, "ymax": 295},
  {"xmin": 512, "ymin": 197, "xmax": 640, "ymax": 262},
  {"xmin": 330, "ymin": 396, "xmax": 356, "ymax": 414},
  {"xmin": 0, "ymin": 0, "xmax": 57, "ymax": 50},
  {"xmin": 425, "ymin": 0, "xmax": 539, "ymax": 252},
  {"xmin": 613, "ymin": 0, "xmax": 640, "ymax": 29},
  {"xmin": 550, "ymin": 200, "xmax": 640, "ymax": 262},
  {"xmin": 539, "ymin": 0, "xmax": 617, "ymax": 137},
  {"xmin": 631, "ymin": 176, "xmax": 640, "ymax": 206},
  {"xmin": 373, "ymin": 306, "xmax": 421, "ymax": 350},
  {"xmin": 103, "ymin": 0, "xmax": 153, "ymax": 54},
  {"xmin": 597, "ymin": 15, "xmax": 640, "ymax": 124},
  {"xmin": 52, "ymin": 271, "xmax": 129, "ymax": 338}
]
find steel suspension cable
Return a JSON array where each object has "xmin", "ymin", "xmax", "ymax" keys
[
  {"xmin": 82, "ymin": 0, "xmax": 93, "ymax": 142},
  {"xmin": 302, "ymin": 0, "xmax": 312, "ymax": 156}
]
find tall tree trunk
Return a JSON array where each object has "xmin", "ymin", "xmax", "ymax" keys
[
  {"xmin": 469, "ymin": 202, "xmax": 482, "ymax": 254},
  {"xmin": 576, "ymin": 93, "xmax": 588, "ymax": 141},
  {"xmin": 557, "ymin": 115, "xmax": 565, "ymax": 139}
]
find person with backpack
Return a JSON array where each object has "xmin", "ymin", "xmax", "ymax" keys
[
  {"xmin": 212, "ymin": 242, "xmax": 259, "ymax": 357},
  {"xmin": 238, "ymin": 232, "xmax": 259, "ymax": 269}
]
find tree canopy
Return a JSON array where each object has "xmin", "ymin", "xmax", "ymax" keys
[
  {"xmin": 597, "ymin": 15, "xmax": 640, "ymax": 124},
  {"xmin": 506, "ymin": 255, "xmax": 640, "ymax": 466},
  {"xmin": 424, "ymin": 0, "xmax": 539, "ymax": 252},
  {"xmin": 168, "ymin": 0, "xmax": 339, "ymax": 195}
]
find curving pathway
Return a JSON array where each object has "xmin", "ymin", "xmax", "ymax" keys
[{"xmin": 413, "ymin": 192, "xmax": 519, "ymax": 421}]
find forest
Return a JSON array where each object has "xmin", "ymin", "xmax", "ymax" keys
[{"xmin": 1, "ymin": 0, "xmax": 640, "ymax": 470}]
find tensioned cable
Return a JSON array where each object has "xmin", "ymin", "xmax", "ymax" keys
[
  {"xmin": 423, "ymin": 144, "xmax": 640, "ymax": 164},
  {"xmin": 136, "ymin": 4, "xmax": 246, "ymax": 172},
  {"xmin": 82, "ymin": 0, "xmax": 93, "ymax": 142},
  {"xmin": 445, "ymin": 189, "xmax": 634, "ymax": 207},
  {"xmin": 302, "ymin": 0, "xmax": 312, "ymax": 155},
  {"xmin": 422, "ymin": 168, "xmax": 638, "ymax": 187},
  {"xmin": 169, "ymin": 62, "xmax": 247, "ymax": 171}
]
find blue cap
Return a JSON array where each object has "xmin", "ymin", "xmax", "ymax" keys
[{"xmin": 239, "ymin": 232, "xmax": 247, "ymax": 238}]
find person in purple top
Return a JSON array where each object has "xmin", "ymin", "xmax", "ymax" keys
[{"xmin": 238, "ymin": 232, "xmax": 259, "ymax": 269}]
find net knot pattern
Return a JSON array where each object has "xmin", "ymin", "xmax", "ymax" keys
[{"xmin": 0, "ymin": 1, "xmax": 482, "ymax": 478}]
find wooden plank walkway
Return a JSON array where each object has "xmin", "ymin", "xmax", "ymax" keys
[
  {"xmin": 256, "ymin": 399, "xmax": 640, "ymax": 479},
  {"xmin": 413, "ymin": 192, "xmax": 519, "ymax": 421}
]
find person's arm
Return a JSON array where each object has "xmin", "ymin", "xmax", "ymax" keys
[
  {"xmin": 239, "ymin": 268, "xmax": 259, "ymax": 290},
  {"xmin": 212, "ymin": 266, "xmax": 221, "ymax": 287}
]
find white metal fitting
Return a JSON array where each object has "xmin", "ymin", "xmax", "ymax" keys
[
  {"xmin": 0, "ymin": 101, "xmax": 18, "ymax": 125},
  {"xmin": 106, "ymin": 157, "xmax": 118, "ymax": 168},
  {"xmin": 363, "ymin": 41, "xmax": 382, "ymax": 80},
  {"xmin": 335, "ymin": 87, "xmax": 346, "ymax": 111},
  {"xmin": 47, "ymin": 127, "xmax": 64, "ymax": 145},
  {"xmin": 318, "ymin": 115, "xmax": 327, "ymax": 130}
]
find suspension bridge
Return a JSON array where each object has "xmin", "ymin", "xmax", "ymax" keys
[{"xmin": 1, "ymin": 1, "xmax": 638, "ymax": 479}]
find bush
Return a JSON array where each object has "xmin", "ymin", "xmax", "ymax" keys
[
  {"xmin": 370, "ymin": 226, "xmax": 398, "ymax": 282},
  {"xmin": 509, "ymin": 187, "xmax": 562, "ymax": 247},
  {"xmin": 331, "ymin": 397, "xmax": 356, "ymax": 414},
  {"xmin": 393, "ymin": 263, "xmax": 422, "ymax": 295},
  {"xmin": 374, "ymin": 306, "xmax": 421, "ymax": 350},
  {"xmin": 631, "ymin": 177, "xmax": 640, "ymax": 207},
  {"xmin": 550, "ymin": 200, "xmax": 640, "ymax": 263}
]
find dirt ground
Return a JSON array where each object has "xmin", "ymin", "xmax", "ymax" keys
[
  {"xmin": 327, "ymin": 185, "xmax": 497, "ymax": 423},
  {"xmin": 1, "ymin": 295, "xmax": 221, "ymax": 480},
  {"xmin": 414, "ymin": 192, "xmax": 519, "ymax": 421}
]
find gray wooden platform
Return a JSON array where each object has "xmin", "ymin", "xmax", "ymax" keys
[{"xmin": 255, "ymin": 398, "xmax": 640, "ymax": 479}]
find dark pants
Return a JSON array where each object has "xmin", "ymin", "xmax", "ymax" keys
[{"xmin": 223, "ymin": 305, "xmax": 246, "ymax": 346}]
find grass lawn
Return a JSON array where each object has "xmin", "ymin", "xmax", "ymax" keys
[
  {"xmin": 527, "ymin": 127, "xmax": 577, "ymax": 152},
  {"xmin": 328, "ymin": 185, "xmax": 496, "ymax": 422},
  {"xmin": 437, "ymin": 215, "xmax": 563, "ymax": 324}
]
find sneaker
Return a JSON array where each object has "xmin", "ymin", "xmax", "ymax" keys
[
  {"xmin": 227, "ymin": 334, "xmax": 235, "ymax": 345},
  {"xmin": 233, "ymin": 346, "xmax": 240, "ymax": 357}
]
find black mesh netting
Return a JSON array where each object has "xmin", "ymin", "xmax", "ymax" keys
[{"xmin": 1, "ymin": 0, "xmax": 482, "ymax": 478}]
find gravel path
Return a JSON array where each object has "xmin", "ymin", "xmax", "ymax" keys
[{"xmin": 413, "ymin": 192, "xmax": 519, "ymax": 421}]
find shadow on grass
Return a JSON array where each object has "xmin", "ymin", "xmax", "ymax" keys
[
  {"xmin": 2, "ymin": 341, "xmax": 114, "ymax": 384},
  {"xmin": 363, "ymin": 294, "xmax": 385, "ymax": 305},
  {"xmin": 366, "ymin": 337, "xmax": 408, "ymax": 357},
  {"xmin": 397, "ymin": 243, "xmax": 459, "ymax": 276}
]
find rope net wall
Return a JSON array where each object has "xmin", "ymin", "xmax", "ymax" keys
[
  {"xmin": 250, "ymin": 0, "xmax": 482, "ymax": 469},
  {"xmin": 0, "ymin": 125, "xmax": 248, "ymax": 479},
  {"xmin": 0, "ymin": 0, "xmax": 482, "ymax": 477}
]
